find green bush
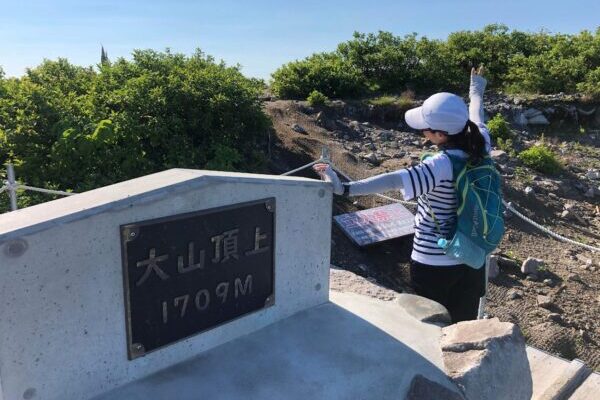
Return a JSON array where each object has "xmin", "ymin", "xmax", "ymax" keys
[
  {"xmin": 270, "ymin": 25, "xmax": 600, "ymax": 99},
  {"xmin": 0, "ymin": 49, "xmax": 271, "ymax": 211},
  {"xmin": 306, "ymin": 90, "xmax": 329, "ymax": 106},
  {"xmin": 270, "ymin": 53, "xmax": 366, "ymax": 99},
  {"xmin": 487, "ymin": 113, "xmax": 512, "ymax": 140},
  {"xmin": 496, "ymin": 137, "xmax": 515, "ymax": 156},
  {"xmin": 518, "ymin": 144, "xmax": 562, "ymax": 174},
  {"xmin": 577, "ymin": 67, "xmax": 600, "ymax": 99}
]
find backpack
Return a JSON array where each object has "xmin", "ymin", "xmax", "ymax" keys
[{"xmin": 424, "ymin": 151, "xmax": 505, "ymax": 269}]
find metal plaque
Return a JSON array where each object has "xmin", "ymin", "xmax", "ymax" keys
[
  {"xmin": 334, "ymin": 203, "xmax": 414, "ymax": 247},
  {"xmin": 120, "ymin": 198, "xmax": 275, "ymax": 359}
]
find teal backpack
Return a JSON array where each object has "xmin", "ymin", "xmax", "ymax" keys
[{"xmin": 424, "ymin": 151, "xmax": 505, "ymax": 269}]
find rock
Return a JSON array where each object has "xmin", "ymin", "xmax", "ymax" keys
[
  {"xmin": 440, "ymin": 318, "xmax": 532, "ymax": 400},
  {"xmin": 377, "ymin": 130, "xmax": 394, "ymax": 141},
  {"xmin": 348, "ymin": 120, "xmax": 362, "ymax": 132},
  {"xmin": 586, "ymin": 169, "xmax": 600, "ymax": 180},
  {"xmin": 567, "ymin": 273, "xmax": 581, "ymax": 282},
  {"xmin": 405, "ymin": 374, "xmax": 465, "ymax": 400},
  {"xmin": 514, "ymin": 112, "xmax": 528, "ymax": 126},
  {"xmin": 329, "ymin": 268, "xmax": 399, "ymax": 301},
  {"xmin": 584, "ymin": 186, "xmax": 599, "ymax": 198},
  {"xmin": 521, "ymin": 257, "xmax": 542, "ymax": 274},
  {"xmin": 543, "ymin": 278, "xmax": 554, "ymax": 287},
  {"xmin": 537, "ymin": 295, "xmax": 554, "ymax": 309},
  {"xmin": 528, "ymin": 114, "xmax": 550, "ymax": 125},
  {"xmin": 524, "ymin": 186, "xmax": 535, "ymax": 197},
  {"xmin": 395, "ymin": 293, "xmax": 452, "ymax": 327},
  {"xmin": 487, "ymin": 255, "xmax": 500, "ymax": 279},
  {"xmin": 526, "ymin": 274, "xmax": 538, "ymax": 281},
  {"xmin": 364, "ymin": 142, "xmax": 376, "ymax": 151},
  {"xmin": 561, "ymin": 209, "xmax": 585, "ymax": 224},
  {"xmin": 507, "ymin": 289, "xmax": 522, "ymax": 300},
  {"xmin": 362, "ymin": 152, "xmax": 380, "ymax": 166},
  {"xmin": 497, "ymin": 256, "xmax": 519, "ymax": 270},
  {"xmin": 547, "ymin": 313, "xmax": 562, "ymax": 323},
  {"xmin": 291, "ymin": 123, "xmax": 307, "ymax": 134},
  {"xmin": 490, "ymin": 150, "xmax": 509, "ymax": 163}
]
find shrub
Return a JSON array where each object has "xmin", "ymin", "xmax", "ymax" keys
[
  {"xmin": 496, "ymin": 137, "xmax": 516, "ymax": 156},
  {"xmin": 518, "ymin": 144, "xmax": 562, "ymax": 174},
  {"xmin": 577, "ymin": 67, "xmax": 600, "ymax": 99},
  {"xmin": 306, "ymin": 90, "xmax": 329, "ymax": 106},
  {"xmin": 270, "ymin": 53, "xmax": 366, "ymax": 99},
  {"xmin": 487, "ymin": 113, "xmax": 511, "ymax": 140},
  {"xmin": 271, "ymin": 26, "xmax": 600, "ymax": 99},
  {"xmin": 0, "ymin": 49, "xmax": 271, "ymax": 211}
]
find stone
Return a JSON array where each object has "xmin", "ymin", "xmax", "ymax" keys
[
  {"xmin": 586, "ymin": 169, "xmax": 600, "ymax": 180},
  {"xmin": 362, "ymin": 152, "xmax": 380, "ymax": 165},
  {"xmin": 547, "ymin": 313, "xmax": 562, "ymax": 323},
  {"xmin": 567, "ymin": 273, "xmax": 582, "ymax": 282},
  {"xmin": 524, "ymin": 186, "xmax": 535, "ymax": 197},
  {"xmin": 0, "ymin": 169, "xmax": 332, "ymax": 400},
  {"xmin": 349, "ymin": 120, "xmax": 362, "ymax": 131},
  {"xmin": 488, "ymin": 255, "xmax": 500, "ymax": 279},
  {"xmin": 440, "ymin": 318, "xmax": 532, "ymax": 400},
  {"xmin": 526, "ymin": 273, "xmax": 539, "ymax": 281},
  {"xmin": 490, "ymin": 150, "xmax": 509, "ymax": 163},
  {"xmin": 537, "ymin": 295, "xmax": 554, "ymax": 309},
  {"xmin": 528, "ymin": 114, "xmax": 550, "ymax": 125},
  {"xmin": 405, "ymin": 374, "xmax": 465, "ymax": 400},
  {"xmin": 521, "ymin": 257, "xmax": 542, "ymax": 274},
  {"xmin": 364, "ymin": 142, "xmax": 377, "ymax": 151},
  {"xmin": 497, "ymin": 256, "xmax": 519, "ymax": 270},
  {"xmin": 395, "ymin": 293, "xmax": 452, "ymax": 327},
  {"xmin": 543, "ymin": 278, "xmax": 554, "ymax": 286},
  {"xmin": 507, "ymin": 289, "xmax": 522, "ymax": 300},
  {"xmin": 292, "ymin": 123, "xmax": 307, "ymax": 134}
]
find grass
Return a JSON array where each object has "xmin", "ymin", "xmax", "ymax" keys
[
  {"xmin": 367, "ymin": 90, "xmax": 415, "ymax": 109},
  {"xmin": 518, "ymin": 144, "xmax": 562, "ymax": 175}
]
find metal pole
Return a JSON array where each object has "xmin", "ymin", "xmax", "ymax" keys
[
  {"xmin": 7, "ymin": 163, "xmax": 18, "ymax": 211},
  {"xmin": 477, "ymin": 255, "xmax": 490, "ymax": 319}
]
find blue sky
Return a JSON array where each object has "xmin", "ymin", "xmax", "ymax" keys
[{"xmin": 1, "ymin": 0, "xmax": 599, "ymax": 81}]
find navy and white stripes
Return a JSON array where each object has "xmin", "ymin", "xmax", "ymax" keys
[{"xmin": 397, "ymin": 152, "xmax": 463, "ymax": 265}]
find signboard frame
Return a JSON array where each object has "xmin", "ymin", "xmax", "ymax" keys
[{"xmin": 120, "ymin": 198, "xmax": 276, "ymax": 359}]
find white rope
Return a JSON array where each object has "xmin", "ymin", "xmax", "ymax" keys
[
  {"xmin": 281, "ymin": 160, "xmax": 322, "ymax": 176},
  {"xmin": 503, "ymin": 201, "xmax": 600, "ymax": 253},
  {"xmin": 18, "ymin": 184, "xmax": 75, "ymax": 197}
]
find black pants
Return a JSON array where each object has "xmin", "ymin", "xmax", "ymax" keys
[{"xmin": 410, "ymin": 260, "xmax": 486, "ymax": 323}]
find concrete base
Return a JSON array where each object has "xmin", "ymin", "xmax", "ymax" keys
[
  {"xmin": 93, "ymin": 292, "xmax": 460, "ymax": 400},
  {"xmin": 526, "ymin": 346, "xmax": 591, "ymax": 400}
]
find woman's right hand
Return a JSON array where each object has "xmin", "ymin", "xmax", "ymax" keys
[
  {"xmin": 313, "ymin": 163, "xmax": 344, "ymax": 195},
  {"xmin": 470, "ymin": 65, "xmax": 487, "ymax": 96}
]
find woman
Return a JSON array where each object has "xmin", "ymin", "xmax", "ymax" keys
[{"xmin": 314, "ymin": 67, "xmax": 491, "ymax": 322}]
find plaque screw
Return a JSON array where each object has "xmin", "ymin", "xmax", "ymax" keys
[{"xmin": 130, "ymin": 232, "xmax": 136, "ymax": 237}]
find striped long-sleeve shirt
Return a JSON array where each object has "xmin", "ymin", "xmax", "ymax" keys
[
  {"xmin": 345, "ymin": 75, "xmax": 491, "ymax": 265},
  {"xmin": 345, "ymin": 133, "xmax": 491, "ymax": 266}
]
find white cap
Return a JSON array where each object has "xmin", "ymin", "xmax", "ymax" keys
[{"xmin": 405, "ymin": 92, "xmax": 468, "ymax": 135}]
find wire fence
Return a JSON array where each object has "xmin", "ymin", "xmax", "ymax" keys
[{"xmin": 0, "ymin": 163, "xmax": 75, "ymax": 211}]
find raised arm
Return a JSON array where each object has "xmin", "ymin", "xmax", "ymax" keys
[{"xmin": 469, "ymin": 66, "xmax": 487, "ymax": 125}]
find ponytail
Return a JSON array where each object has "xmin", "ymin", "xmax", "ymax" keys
[{"xmin": 443, "ymin": 120, "xmax": 487, "ymax": 163}]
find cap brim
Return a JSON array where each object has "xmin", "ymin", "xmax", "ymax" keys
[{"xmin": 405, "ymin": 107, "xmax": 428, "ymax": 130}]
